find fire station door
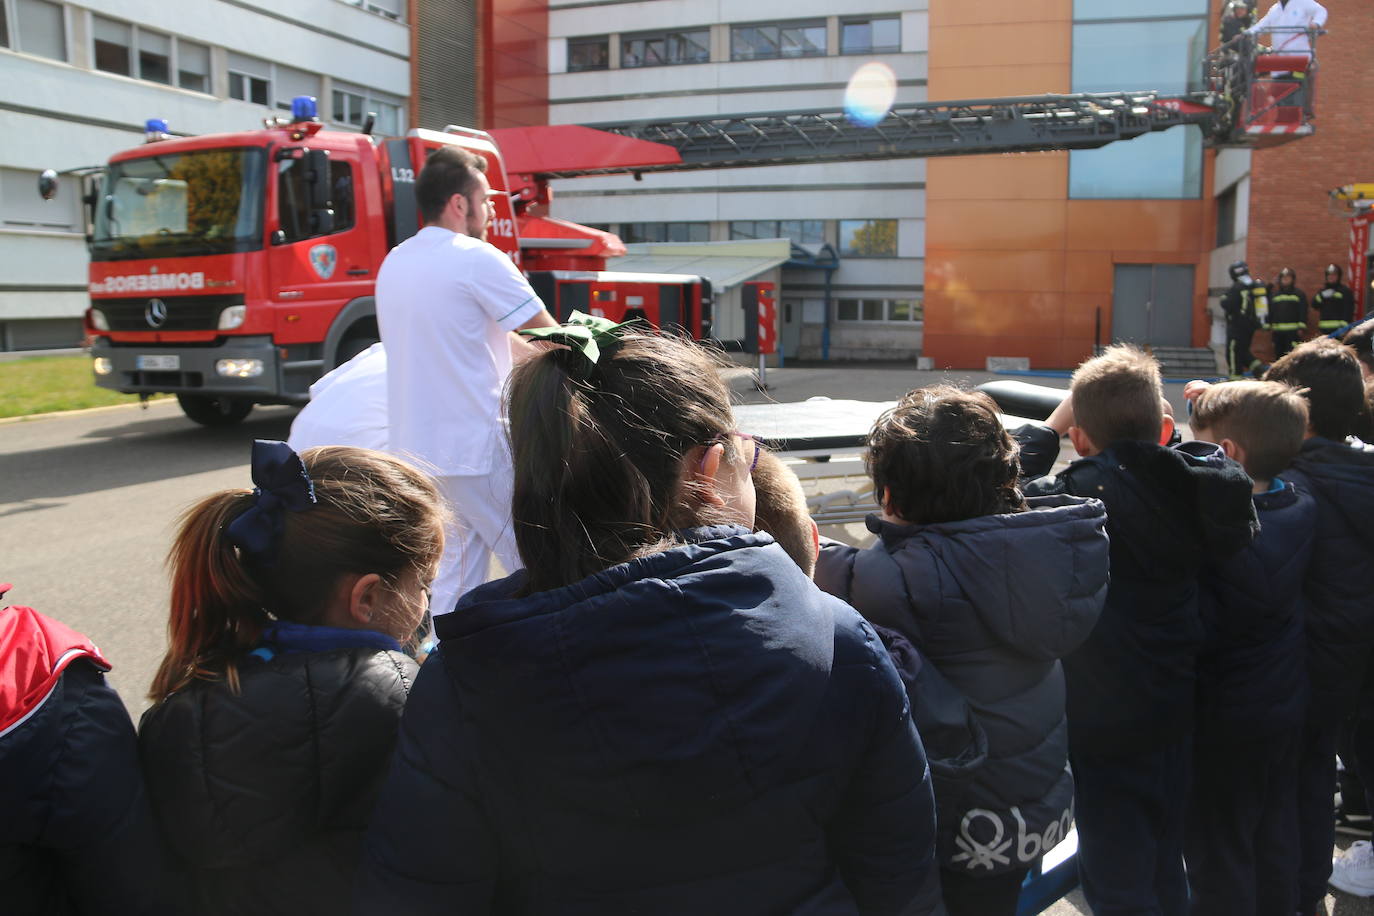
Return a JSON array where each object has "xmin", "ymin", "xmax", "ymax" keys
[{"xmin": 1110, "ymin": 265, "xmax": 1195, "ymax": 348}]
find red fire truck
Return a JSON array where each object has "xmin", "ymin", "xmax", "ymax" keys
[{"xmin": 46, "ymin": 98, "xmax": 711, "ymax": 425}]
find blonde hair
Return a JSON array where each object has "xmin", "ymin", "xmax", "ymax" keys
[
  {"xmin": 1192, "ymin": 380, "xmax": 1309, "ymax": 480},
  {"xmin": 751, "ymin": 449, "xmax": 816, "ymax": 576},
  {"xmin": 150, "ymin": 447, "xmax": 444, "ymax": 702},
  {"xmin": 1071, "ymin": 345, "xmax": 1164, "ymax": 448}
]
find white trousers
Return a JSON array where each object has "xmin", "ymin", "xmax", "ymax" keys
[{"xmin": 431, "ymin": 469, "xmax": 520, "ymax": 617}]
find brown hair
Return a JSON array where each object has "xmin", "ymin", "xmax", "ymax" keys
[
  {"xmin": 149, "ymin": 447, "xmax": 445, "ymax": 702},
  {"xmin": 867, "ymin": 386, "xmax": 1027, "ymax": 526},
  {"xmin": 1070, "ymin": 345, "xmax": 1164, "ymax": 448},
  {"xmin": 1264, "ymin": 338, "xmax": 1366, "ymax": 440},
  {"xmin": 751, "ymin": 449, "xmax": 815, "ymax": 576},
  {"xmin": 507, "ymin": 331, "xmax": 741, "ymax": 594},
  {"xmin": 416, "ymin": 145, "xmax": 487, "ymax": 225},
  {"xmin": 1342, "ymin": 319, "xmax": 1374, "ymax": 375},
  {"xmin": 1191, "ymin": 380, "xmax": 1309, "ymax": 481}
]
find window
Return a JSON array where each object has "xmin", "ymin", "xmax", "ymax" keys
[
  {"xmin": 92, "ymin": 15, "xmax": 130, "ymax": 75},
  {"xmin": 12, "ymin": 0, "xmax": 65, "ymax": 60},
  {"xmin": 839, "ymin": 219, "xmax": 898, "ymax": 257},
  {"xmin": 278, "ymin": 158, "xmax": 355, "ymax": 243},
  {"xmin": 274, "ymin": 65, "xmax": 320, "ymax": 111},
  {"xmin": 178, "ymin": 40, "xmax": 209, "ymax": 92},
  {"xmin": 331, "ymin": 82, "xmax": 405, "ymax": 134},
  {"xmin": 730, "ymin": 20, "xmax": 825, "ymax": 61},
  {"xmin": 137, "ymin": 28, "xmax": 170, "ymax": 84},
  {"xmin": 836, "ymin": 297, "xmax": 923, "ymax": 322},
  {"xmin": 341, "ymin": 0, "xmax": 402, "ymax": 21},
  {"xmin": 840, "ymin": 16, "xmax": 900, "ymax": 55},
  {"xmin": 228, "ymin": 52, "xmax": 271, "ymax": 105},
  {"xmin": 621, "ymin": 222, "xmax": 709, "ymax": 243},
  {"xmin": 1073, "ymin": 0, "xmax": 1207, "ymax": 19},
  {"xmin": 1068, "ymin": 10, "xmax": 1206, "ymax": 200},
  {"xmin": 1, "ymin": 167, "xmax": 80, "ymax": 232},
  {"xmin": 0, "ymin": 4, "xmax": 8, "ymax": 47},
  {"xmin": 622, "ymin": 28, "xmax": 709, "ymax": 68},
  {"xmin": 730, "ymin": 220, "xmax": 825, "ymax": 245},
  {"xmin": 568, "ymin": 35, "xmax": 608, "ymax": 72},
  {"xmin": 1215, "ymin": 185, "xmax": 1237, "ymax": 247}
]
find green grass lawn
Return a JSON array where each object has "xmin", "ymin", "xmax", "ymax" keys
[{"xmin": 0, "ymin": 355, "xmax": 168, "ymax": 419}]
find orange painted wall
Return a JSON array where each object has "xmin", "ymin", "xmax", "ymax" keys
[
  {"xmin": 481, "ymin": 0, "xmax": 549, "ymax": 129},
  {"xmin": 925, "ymin": 0, "xmax": 1217, "ymax": 369}
]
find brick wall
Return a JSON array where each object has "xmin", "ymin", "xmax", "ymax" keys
[{"xmin": 1247, "ymin": 0, "xmax": 1374, "ymax": 320}]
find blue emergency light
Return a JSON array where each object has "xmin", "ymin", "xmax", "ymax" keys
[
  {"xmin": 291, "ymin": 96, "xmax": 319, "ymax": 122},
  {"xmin": 144, "ymin": 118, "xmax": 169, "ymax": 142}
]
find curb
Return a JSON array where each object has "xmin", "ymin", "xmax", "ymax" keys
[{"xmin": 0, "ymin": 398, "xmax": 175, "ymax": 426}]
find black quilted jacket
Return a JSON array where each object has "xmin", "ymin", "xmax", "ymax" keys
[{"xmin": 139, "ymin": 647, "xmax": 417, "ymax": 916}]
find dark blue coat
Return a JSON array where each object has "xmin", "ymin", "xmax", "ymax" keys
[
  {"xmin": 1, "ymin": 651, "xmax": 181, "ymax": 915},
  {"xmin": 1196, "ymin": 479, "xmax": 1315, "ymax": 741},
  {"xmin": 814, "ymin": 496, "xmax": 1108, "ymax": 876},
  {"xmin": 358, "ymin": 527, "xmax": 941, "ymax": 916},
  {"xmin": 1025, "ymin": 441, "xmax": 1258, "ymax": 755},
  {"xmin": 1284, "ymin": 437, "xmax": 1374, "ymax": 725}
]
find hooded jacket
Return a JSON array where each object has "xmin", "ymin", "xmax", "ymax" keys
[
  {"xmin": 1197, "ymin": 479, "xmax": 1315, "ymax": 740},
  {"xmin": 813, "ymin": 496, "xmax": 1108, "ymax": 876},
  {"xmin": 1283, "ymin": 437, "xmax": 1374, "ymax": 724},
  {"xmin": 138, "ymin": 638, "xmax": 418, "ymax": 916},
  {"xmin": 1025, "ymin": 441, "xmax": 1258, "ymax": 754},
  {"xmin": 358, "ymin": 527, "xmax": 941, "ymax": 916},
  {"xmin": 0, "ymin": 592, "xmax": 180, "ymax": 915}
]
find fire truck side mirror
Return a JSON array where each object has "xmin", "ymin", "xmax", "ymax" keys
[{"xmin": 37, "ymin": 169, "xmax": 59, "ymax": 201}]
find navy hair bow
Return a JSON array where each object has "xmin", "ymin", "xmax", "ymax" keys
[{"xmin": 225, "ymin": 440, "xmax": 318, "ymax": 565}]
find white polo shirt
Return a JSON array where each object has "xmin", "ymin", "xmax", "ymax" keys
[
  {"xmin": 375, "ymin": 227, "xmax": 544, "ymax": 476},
  {"xmin": 1248, "ymin": 0, "xmax": 1327, "ymax": 53},
  {"xmin": 287, "ymin": 342, "xmax": 389, "ymax": 453}
]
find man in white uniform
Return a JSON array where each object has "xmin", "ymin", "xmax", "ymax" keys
[
  {"xmin": 1247, "ymin": 0, "xmax": 1327, "ymax": 54},
  {"xmin": 376, "ymin": 146, "xmax": 556, "ymax": 615}
]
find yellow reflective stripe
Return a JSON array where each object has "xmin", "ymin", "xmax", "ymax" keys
[
  {"xmin": 1269, "ymin": 322, "xmax": 1305, "ymax": 330},
  {"xmin": 1318, "ymin": 320, "xmax": 1346, "ymax": 329}
]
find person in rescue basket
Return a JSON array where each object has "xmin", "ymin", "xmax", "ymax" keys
[
  {"xmin": 138, "ymin": 441, "xmax": 444, "ymax": 916},
  {"xmin": 809, "ymin": 386, "xmax": 1109, "ymax": 916},
  {"xmin": 1268, "ymin": 267, "xmax": 1307, "ymax": 360},
  {"xmin": 1315, "ymin": 264, "xmax": 1357, "ymax": 335},
  {"xmin": 357, "ymin": 314, "xmax": 942, "ymax": 916},
  {"xmin": 1, "ymin": 585, "xmax": 181, "ymax": 916},
  {"xmin": 1261, "ymin": 339, "xmax": 1374, "ymax": 912},
  {"xmin": 1018, "ymin": 346, "xmax": 1258, "ymax": 916},
  {"xmin": 1180, "ymin": 380, "xmax": 1315, "ymax": 916}
]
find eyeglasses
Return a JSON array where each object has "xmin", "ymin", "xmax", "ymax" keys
[{"xmin": 701, "ymin": 430, "xmax": 762, "ymax": 472}]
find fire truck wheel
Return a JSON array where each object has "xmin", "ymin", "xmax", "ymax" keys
[
  {"xmin": 176, "ymin": 394, "xmax": 255, "ymax": 427},
  {"xmin": 335, "ymin": 331, "xmax": 379, "ymax": 367}
]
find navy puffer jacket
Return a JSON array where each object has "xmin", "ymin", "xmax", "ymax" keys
[
  {"xmin": 814, "ymin": 495, "xmax": 1108, "ymax": 876},
  {"xmin": 1197, "ymin": 479, "xmax": 1315, "ymax": 741},
  {"xmin": 1025, "ymin": 441, "xmax": 1258, "ymax": 754},
  {"xmin": 1284, "ymin": 437, "xmax": 1374, "ymax": 725},
  {"xmin": 359, "ymin": 527, "xmax": 941, "ymax": 916}
]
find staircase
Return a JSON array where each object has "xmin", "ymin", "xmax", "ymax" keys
[{"xmin": 1148, "ymin": 346, "xmax": 1221, "ymax": 379}]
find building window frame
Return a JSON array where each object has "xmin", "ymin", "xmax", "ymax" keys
[
  {"xmin": 838, "ymin": 218, "xmax": 899, "ymax": 258},
  {"xmin": 89, "ymin": 15, "xmax": 212, "ymax": 94},
  {"xmin": 567, "ymin": 34, "xmax": 609, "ymax": 72},
  {"xmin": 336, "ymin": 0, "xmax": 403, "ymax": 23},
  {"xmin": 729, "ymin": 219, "xmax": 826, "ymax": 245},
  {"xmin": 620, "ymin": 221, "xmax": 710, "ymax": 244},
  {"xmin": 331, "ymin": 80, "xmax": 405, "ymax": 134},
  {"xmin": 621, "ymin": 27, "xmax": 711, "ymax": 69},
  {"xmin": 835, "ymin": 296, "xmax": 924, "ymax": 323},
  {"xmin": 729, "ymin": 19, "xmax": 827, "ymax": 62},
  {"xmin": 839, "ymin": 15, "xmax": 901, "ymax": 55},
  {"xmin": 2, "ymin": 0, "xmax": 68, "ymax": 62}
]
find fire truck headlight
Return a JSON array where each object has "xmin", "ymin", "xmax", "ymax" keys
[
  {"xmin": 90, "ymin": 309, "xmax": 109, "ymax": 331},
  {"xmin": 218, "ymin": 305, "xmax": 247, "ymax": 330},
  {"xmin": 215, "ymin": 358, "xmax": 264, "ymax": 378},
  {"xmin": 92, "ymin": 357, "xmax": 113, "ymax": 376}
]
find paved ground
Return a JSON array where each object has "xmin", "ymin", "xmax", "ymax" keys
[{"xmin": 2, "ymin": 361, "xmax": 1367, "ymax": 913}]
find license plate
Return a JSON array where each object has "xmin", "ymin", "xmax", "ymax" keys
[{"xmin": 136, "ymin": 355, "xmax": 180, "ymax": 370}]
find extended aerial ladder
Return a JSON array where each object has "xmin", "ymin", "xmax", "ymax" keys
[{"xmin": 1330, "ymin": 184, "xmax": 1374, "ymax": 318}]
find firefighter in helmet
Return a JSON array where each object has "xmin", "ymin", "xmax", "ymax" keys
[
  {"xmin": 1313, "ymin": 263, "xmax": 1356, "ymax": 333},
  {"xmin": 1267, "ymin": 267, "xmax": 1307, "ymax": 359},
  {"xmin": 1222, "ymin": 260, "xmax": 1269, "ymax": 378},
  {"xmin": 1220, "ymin": 1, "xmax": 1254, "ymax": 44}
]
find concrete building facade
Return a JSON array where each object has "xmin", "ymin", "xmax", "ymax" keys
[
  {"xmin": 0, "ymin": 0, "xmax": 411, "ymax": 350},
  {"xmin": 543, "ymin": 0, "xmax": 929, "ymax": 359}
]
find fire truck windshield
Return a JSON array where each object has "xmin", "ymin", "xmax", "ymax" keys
[{"xmin": 91, "ymin": 147, "xmax": 266, "ymax": 261}]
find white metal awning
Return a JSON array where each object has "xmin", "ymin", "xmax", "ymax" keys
[{"xmin": 608, "ymin": 239, "xmax": 790, "ymax": 290}]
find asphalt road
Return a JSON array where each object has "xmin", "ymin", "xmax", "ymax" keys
[{"xmin": 2, "ymin": 364, "xmax": 1367, "ymax": 914}]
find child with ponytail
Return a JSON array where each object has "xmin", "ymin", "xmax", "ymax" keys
[
  {"xmin": 359, "ymin": 314, "xmax": 941, "ymax": 915},
  {"xmin": 139, "ymin": 441, "xmax": 444, "ymax": 916}
]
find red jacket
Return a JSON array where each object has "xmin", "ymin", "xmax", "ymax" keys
[{"xmin": 0, "ymin": 583, "xmax": 110, "ymax": 737}]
